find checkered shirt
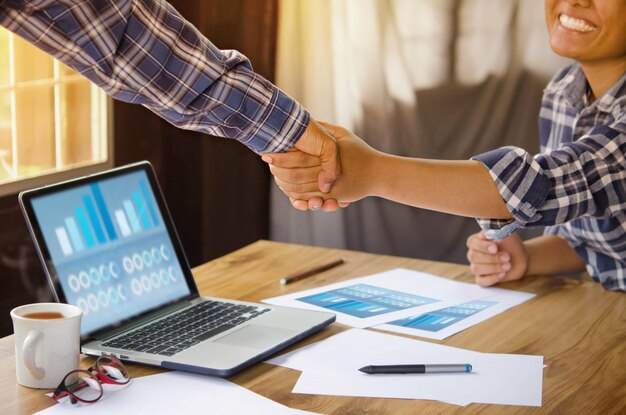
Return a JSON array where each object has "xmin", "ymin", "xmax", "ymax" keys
[{"xmin": 472, "ymin": 64, "xmax": 626, "ymax": 291}]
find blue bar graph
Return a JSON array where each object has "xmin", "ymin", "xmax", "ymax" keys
[
  {"xmin": 51, "ymin": 176, "xmax": 165, "ymax": 257},
  {"xmin": 75, "ymin": 207, "xmax": 95, "ymax": 248},
  {"xmin": 140, "ymin": 179, "xmax": 159, "ymax": 226},
  {"xmin": 297, "ymin": 284, "xmax": 439, "ymax": 319},
  {"xmin": 389, "ymin": 300, "xmax": 498, "ymax": 332},
  {"xmin": 83, "ymin": 195, "xmax": 106, "ymax": 244},
  {"xmin": 90, "ymin": 183, "xmax": 117, "ymax": 241},
  {"xmin": 132, "ymin": 190, "xmax": 152, "ymax": 230}
]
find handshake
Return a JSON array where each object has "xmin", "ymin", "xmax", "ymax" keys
[
  {"xmin": 262, "ymin": 117, "xmax": 510, "ymax": 221},
  {"xmin": 261, "ymin": 118, "xmax": 383, "ymax": 212}
]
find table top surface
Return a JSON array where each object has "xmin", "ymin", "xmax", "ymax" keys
[{"xmin": 1, "ymin": 240, "xmax": 625, "ymax": 415}]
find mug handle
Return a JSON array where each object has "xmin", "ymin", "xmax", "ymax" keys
[{"xmin": 22, "ymin": 330, "xmax": 45, "ymax": 379}]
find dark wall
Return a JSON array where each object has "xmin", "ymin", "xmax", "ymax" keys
[{"xmin": 0, "ymin": 0, "xmax": 278, "ymax": 337}]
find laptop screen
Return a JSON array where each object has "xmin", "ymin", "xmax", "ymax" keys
[{"xmin": 22, "ymin": 164, "xmax": 193, "ymax": 336}]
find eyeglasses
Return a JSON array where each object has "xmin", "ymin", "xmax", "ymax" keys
[{"xmin": 52, "ymin": 356, "xmax": 130, "ymax": 404}]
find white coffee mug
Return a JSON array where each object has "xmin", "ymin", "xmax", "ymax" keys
[{"xmin": 11, "ymin": 302, "xmax": 83, "ymax": 389}]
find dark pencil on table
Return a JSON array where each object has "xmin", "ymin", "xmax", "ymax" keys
[{"xmin": 279, "ymin": 259, "xmax": 345, "ymax": 285}]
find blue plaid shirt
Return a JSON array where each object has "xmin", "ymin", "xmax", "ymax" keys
[
  {"xmin": 0, "ymin": 0, "xmax": 309, "ymax": 154},
  {"xmin": 473, "ymin": 64, "xmax": 626, "ymax": 291}
]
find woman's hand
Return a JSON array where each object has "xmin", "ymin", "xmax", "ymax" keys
[{"xmin": 466, "ymin": 231, "xmax": 529, "ymax": 287}]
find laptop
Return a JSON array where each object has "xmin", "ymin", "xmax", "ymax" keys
[{"xmin": 18, "ymin": 161, "xmax": 335, "ymax": 376}]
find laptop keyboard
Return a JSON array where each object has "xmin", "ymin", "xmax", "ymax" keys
[{"xmin": 102, "ymin": 300, "xmax": 270, "ymax": 356}]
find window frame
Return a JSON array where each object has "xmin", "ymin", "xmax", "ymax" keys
[
  {"xmin": 0, "ymin": 98, "xmax": 114, "ymax": 197},
  {"xmin": 0, "ymin": 29, "xmax": 114, "ymax": 198}
]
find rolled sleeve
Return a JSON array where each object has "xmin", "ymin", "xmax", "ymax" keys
[
  {"xmin": 472, "ymin": 146, "xmax": 552, "ymax": 240},
  {"xmin": 472, "ymin": 122, "xmax": 626, "ymax": 240}
]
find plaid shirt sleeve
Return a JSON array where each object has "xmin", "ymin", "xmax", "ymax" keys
[
  {"xmin": 472, "ymin": 118, "xmax": 626, "ymax": 240},
  {"xmin": 0, "ymin": 0, "xmax": 309, "ymax": 154}
]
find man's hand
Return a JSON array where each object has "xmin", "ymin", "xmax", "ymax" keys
[
  {"xmin": 262, "ymin": 119, "xmax": 342, "ymax": 211},
  {"xmin": 294, "ymin": 120, "xmax": 339, "ymax": 194},
  {"xmin": 265, "ymin": 122, "xmax": 382, "ymax": 210},
  {"xmin": 466, "ymin": 231, "xmax": 529, "ymax": 287}
]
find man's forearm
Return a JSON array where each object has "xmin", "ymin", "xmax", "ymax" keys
[{"xmin": 0, "ymin": 0, "xmax": 308, "ymax": 153}]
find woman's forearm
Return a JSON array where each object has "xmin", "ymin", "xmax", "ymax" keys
[
  {"xmin": 524, "ymin": 235, "xmax": 587, "ymax": 276},
  {"xmin": 372, "ymin": 154, "xmax": 512, "ymax": 219}
]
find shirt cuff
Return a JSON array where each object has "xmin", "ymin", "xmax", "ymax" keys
[
  {"xmin": 244, "ymin": 87, "xmax": 310, "ymax": 154},
  {"xmin": 475, "ymin": 218, "xmax": 521, "ymax": 240},
  {"xmin": 471, "ymin": 146, "xmax": 551, "ymax": 240}
]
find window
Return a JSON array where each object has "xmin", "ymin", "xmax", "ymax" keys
[{"xmin": 0, "ymin": 27, "xmax": 111, "ymax": 196}]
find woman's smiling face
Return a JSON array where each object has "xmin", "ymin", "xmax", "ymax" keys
[{"xmin": 545, "ymin": 0, "xmax": 626, "ymax": 65}]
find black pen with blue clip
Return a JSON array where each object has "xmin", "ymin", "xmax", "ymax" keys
[{"xmin": 359, "ymin": 364, "xmax": 472, "ymax": 374}]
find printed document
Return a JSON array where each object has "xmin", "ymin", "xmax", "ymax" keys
[{"xmin": 264, "ymin": 268, "xmax": 534, "ymax": 338}]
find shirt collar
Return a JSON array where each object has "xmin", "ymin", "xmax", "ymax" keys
[
  {"xmin": 546, "ymin": 63, "xmax": 626, "ymax": 114},
  {"xmin": 599, "ymin": 69, "xmax": 626, "ymax": 114}
]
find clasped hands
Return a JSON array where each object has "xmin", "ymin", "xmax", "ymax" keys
[{"xmin": 261, "ymin": 119, "xmax": 380, "ymax": 212}]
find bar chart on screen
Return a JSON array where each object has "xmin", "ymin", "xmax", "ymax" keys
[
  {"xmin": 30, "ymin": 169, "xmax": 191, "ymax": 334},
  {"xmin": 53, "ymin": 180, "xmax": 160, "ymax": 257}
]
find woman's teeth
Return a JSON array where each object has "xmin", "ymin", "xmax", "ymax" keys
[{"xmin": 559, "ymin": 14, "xmax": 597, "ymax": 33}]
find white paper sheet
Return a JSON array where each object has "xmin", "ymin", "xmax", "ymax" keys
[
  {"xmin": 36, "ymin": 371, "xmax": 320, "ymax": 415},
  {"xmin": 267, "ymin": 329, "xmax": 544, "ymax": 407},
  {"xmin": 263, "ymin": 268, "xmax": 534, "ymax": 336}
]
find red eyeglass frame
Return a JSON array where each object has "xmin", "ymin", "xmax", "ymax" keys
[{"xmin": 51, "ymin": 355, "xmax": 130, "ymax": 404}]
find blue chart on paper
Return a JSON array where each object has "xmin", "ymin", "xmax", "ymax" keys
[
  {"xmin": 388, "ymin": 300, "xmax": 498, "ymax": 332},
  {"xmin": 296, "ymin": 283, "xmax": 439, "ymax": 318}
]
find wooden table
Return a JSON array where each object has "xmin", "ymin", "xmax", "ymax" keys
[{"xmin": 1, "ymin": 240, "xmax": 624, "ymax": 414}]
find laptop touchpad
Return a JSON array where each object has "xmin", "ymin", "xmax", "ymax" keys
[{"xmin": 215, "ymin": 325, "xmax": 297, "ymax": 349}]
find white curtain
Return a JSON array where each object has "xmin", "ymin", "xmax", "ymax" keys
[{"xmin": 271, "ymin": 0, "xmax": 568, "ymax": 263}]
